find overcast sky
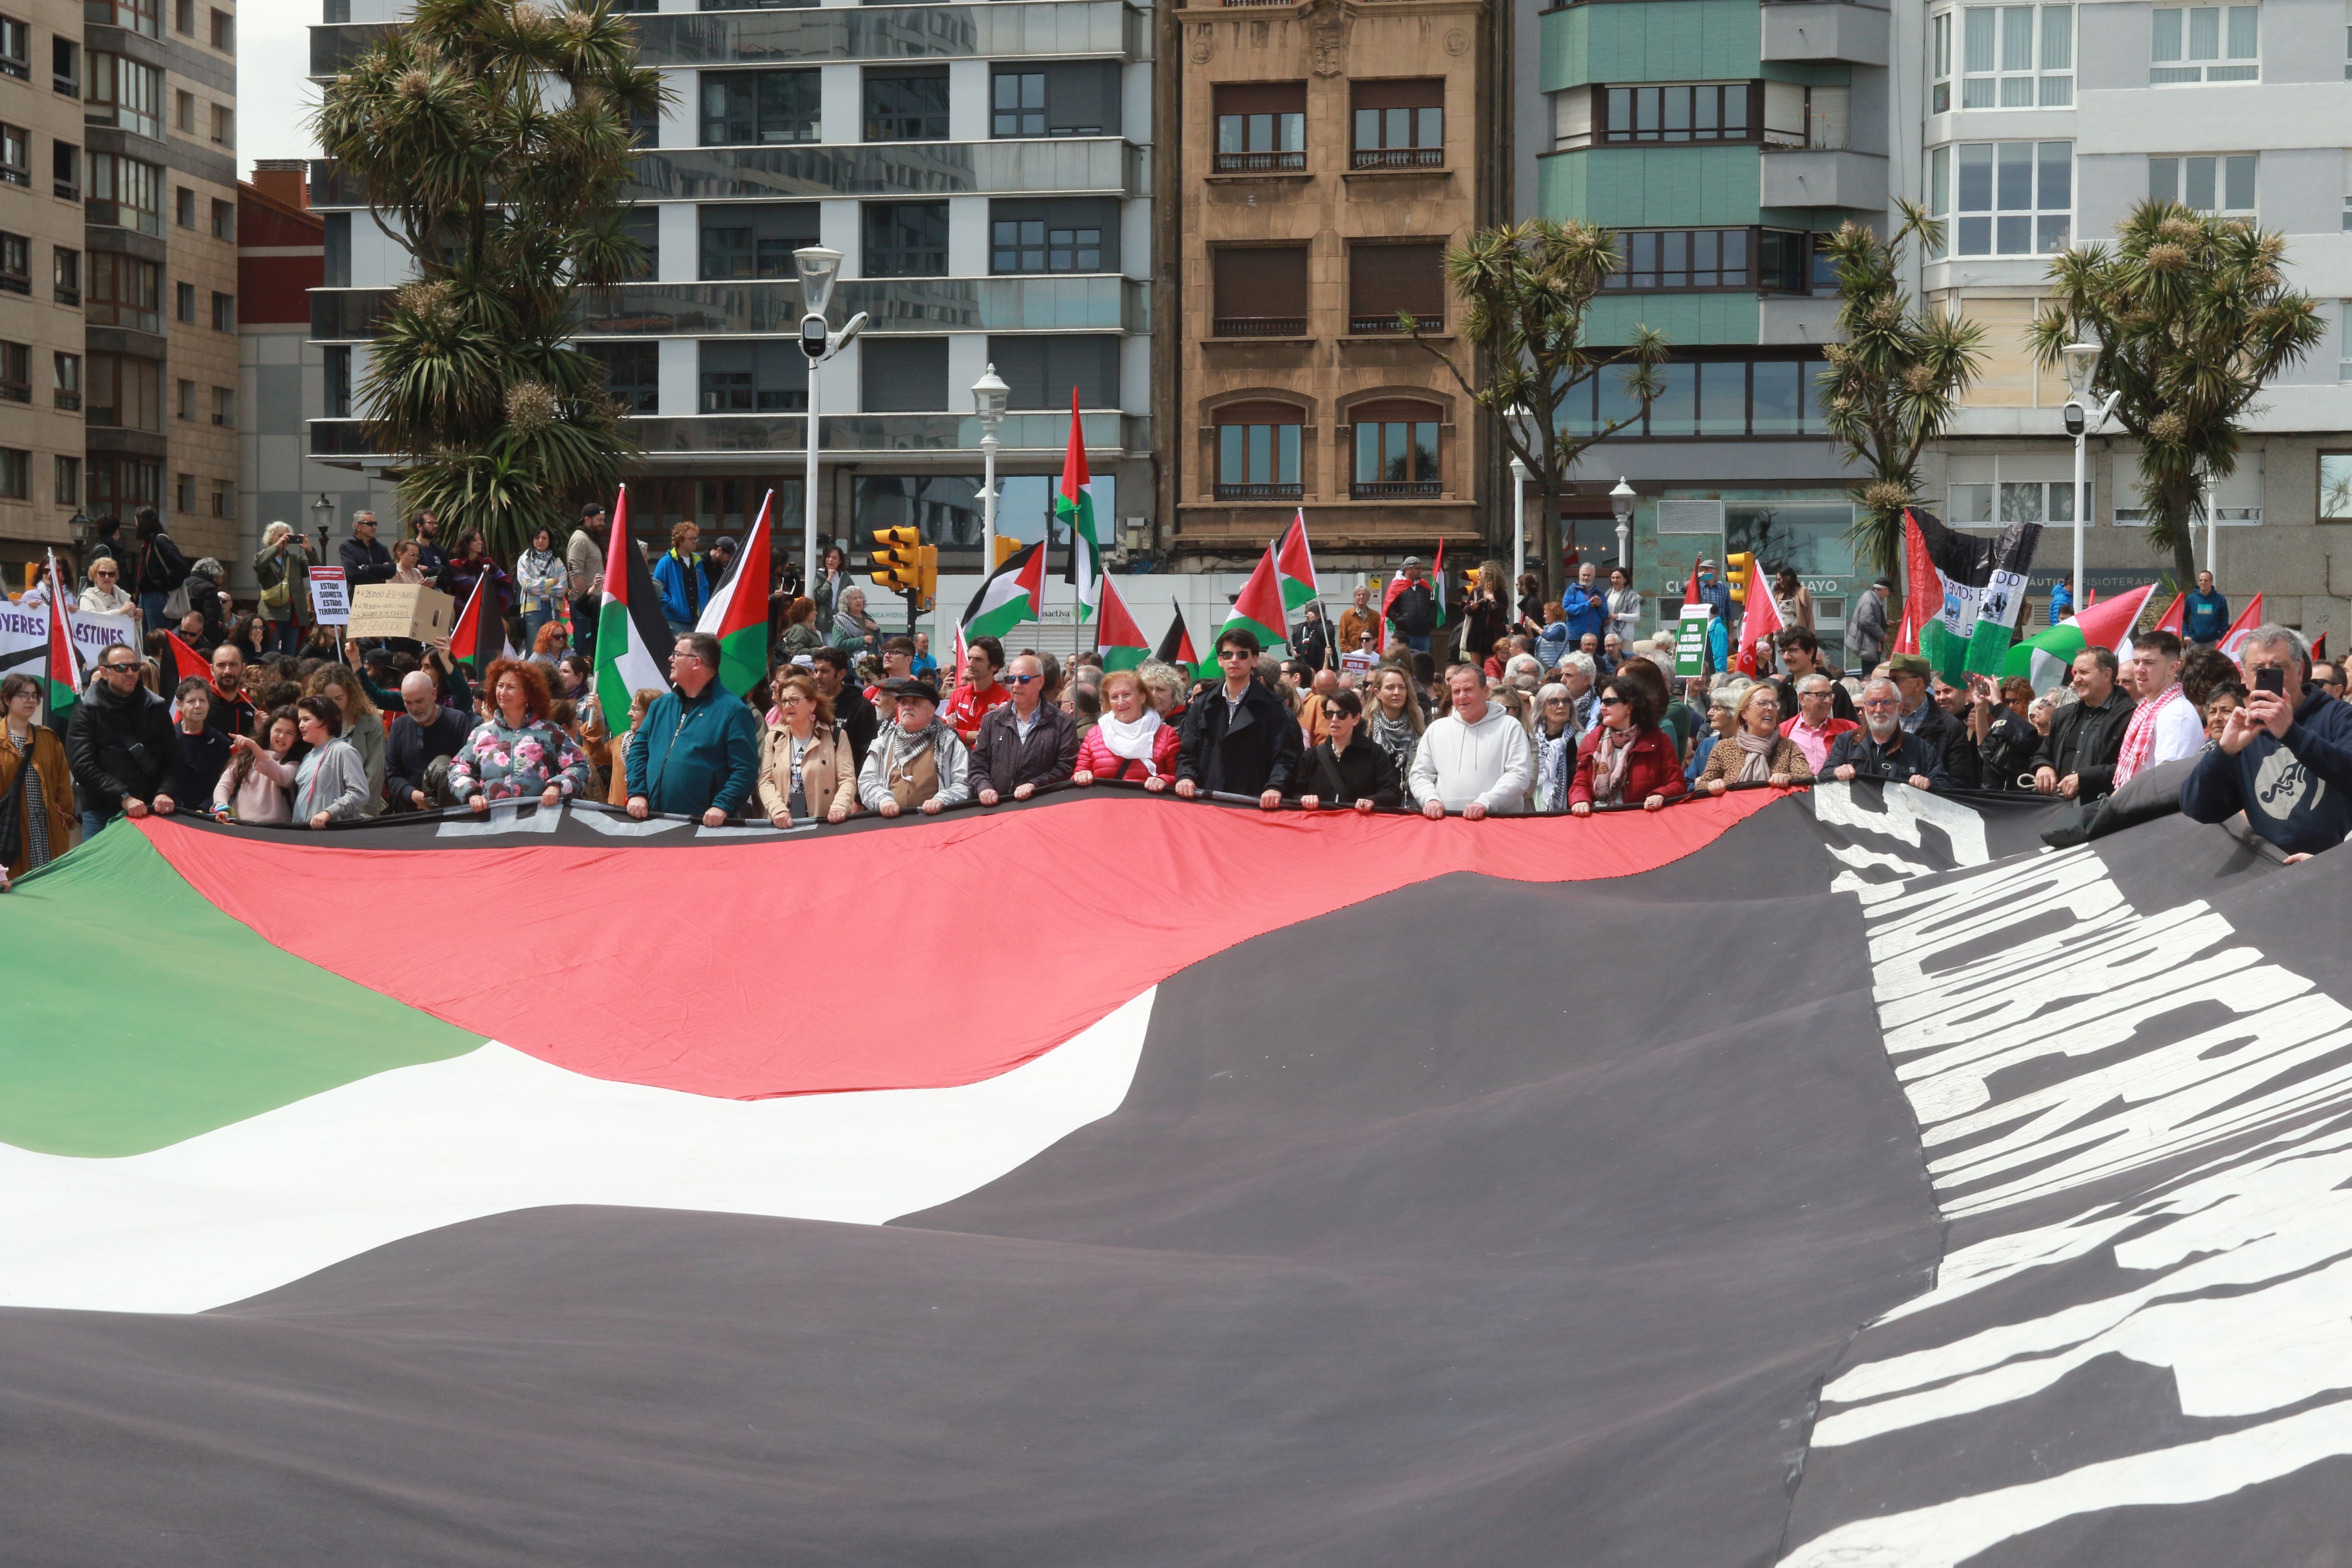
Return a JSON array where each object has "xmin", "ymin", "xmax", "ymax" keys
[{"xmin": 240, "ymin": 0, "xmax": 321, "ymax": 169}]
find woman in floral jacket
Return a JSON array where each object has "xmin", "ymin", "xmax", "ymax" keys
[{"xmin": 446, "ymin": 658, "xmax": 595, "ymax": 812}]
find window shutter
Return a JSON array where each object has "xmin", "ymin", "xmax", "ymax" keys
[
  {"xmin": 1348, "ymin": 243, "xmax": 1445, "ymax": 322},
  {"xmin": 1213, "ymin": 246, "xmax": 1309, "ymax": 321},
  {"xmin": 1213, "ymin": 81, "xmax": 1307, "ymax": 116},
  {"xmin": 1350, "ymin": 77, "xmax": 1442, "ymax": 110},
  {"xmin": 861, "ymin": 337, "xmax": 948, "ymax": 413},
  {"xmin": 1213, "ymin": 399, "xmax": 1304, "ymax": 427},
  {"xmin": 1350, "ymin": 398, "xmax": 1442, "ymax": 425}
]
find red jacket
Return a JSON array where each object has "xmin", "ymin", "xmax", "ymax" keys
[
  {"xmin": 942, "ymin": 680, "xmax": 1010, "ymax": 747},
  {"xmin": 1568, "ymin": 724, "xmax": 1687, "ymax": 808},
  {"xmin": 1075, "ymin": 722, "xmax": 1180, "ymax": 782}
]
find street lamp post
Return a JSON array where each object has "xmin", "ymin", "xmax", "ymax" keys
[
  {"xmin": 311, "ymin": 492, "xmax": 336, "ymax": 561},
  {"xmin": 2199, "ymin": 458, "xmax": 2217, "ymax": 580},
  {"xmin": 972, "ymin": 364, "xmax": 1009, "ymax": 568},
  {"xmin": 2060, "ymin": 343, "xmax": 2119, "ymax": 617},
  {"xmin": 1505, "ymin": 404, "xmax": 1532, "ymax": 591},
  {"xmin": 793, "ymin": 248, "xmax": 867, "ymax": 598},
  {"xmin": 1610, "ymin": 478, "xmax": 1635, "ymax": 571}
]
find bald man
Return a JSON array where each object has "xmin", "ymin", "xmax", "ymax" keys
[{"xmin": 385, "ymin": 669, "xmax": 472, "ymax": 811}]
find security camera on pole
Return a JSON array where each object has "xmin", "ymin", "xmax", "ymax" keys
[
  {"xmin": 793, "ymin": 246, "xmax": 869, "ymax": 602},
  {"xmin": 2059, "ymin": 342, "xmax": 2122, "ymax": 619}
]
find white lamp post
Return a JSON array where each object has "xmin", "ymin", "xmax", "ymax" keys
[
  {"xmin": 793, "ymin": 247, "xmax": 867, "ymax": 597},
  {"xmin": 972, "ymin": 364, "xmax": 1009, "ymax": 569},
  {"xmin": 2198, "ymin": 457, "xmax": 2218, "ymax": 579},
  {"xmin": 1505, "ymin": 403, "xmax": 1532, "ymax": 595},
  {"xmin": 2060, "ymin": 342, "xmax": 2119, "ymax": 617},
  {"xmin": 1610, "ymin": 478, "xmax": 1635, "ymax": 570}
]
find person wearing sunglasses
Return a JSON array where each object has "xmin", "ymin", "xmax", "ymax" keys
[
  {"xmin": 971, "ymin": 654, "xmax": 1078, "ymax": 807},
  {"xmin": 1173, "ymin": 628, "xmax": 1299, "ymax": 810},
  {"xmin": 1568, "ymin": 674, "xmax": 1684, "ymax": 815},
  {"xmin": 77, "ymin": 558, "xmax": 138, "ymax": 623},
  {"xmin": 65, "ymin": 643, "xmax": 185, "ymax": 840}
]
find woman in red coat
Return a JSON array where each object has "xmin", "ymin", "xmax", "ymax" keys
[
  {"xmin": 1568, "ymin": 673, "xmax": 1686, "ymax": 815},
  {"xmin": 1072, "ymin": 669, "xmax": 1180, "ymax": 786}
]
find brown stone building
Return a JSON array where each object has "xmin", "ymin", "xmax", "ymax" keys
[{"xmin": 1157, "ymin": 0, "xmax": 1502, "ymax": 571}]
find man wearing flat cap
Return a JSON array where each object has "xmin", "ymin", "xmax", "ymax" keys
[{"xmin": 858, "ymin": 678, "xmax": 972, "ymax": 817}]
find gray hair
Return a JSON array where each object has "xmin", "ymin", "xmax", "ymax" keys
[
  {"xmin": 1560, "ymin": 650, "xmax": 1596, "ymax": 679},
  {"xmin": 1505, "ymin": 653, "xmax": 1544, "ymax": 681},
  {"xmin": 1861, "ymin": 677, "xmax": 1901, "ymax": 704},
  {"xmin": 1795, "ymin": 674, "xmax": 1833, "ymax": 694},
  {"xmin": 1709, "ymin": 680, "xmax": 1750, "ymax": 711},
  {"xmin": 263, "ymin": 521, "xmax": 293, "ymax": 546},
  {"xmin": 1535, "ymin": 681, "xmax": 1571, "ymax": 708},
  {"xmin": 2239, "ymin": 623, "xmax": 2309, "ymax": 672}
]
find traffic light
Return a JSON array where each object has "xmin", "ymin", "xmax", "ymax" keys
[
  {"xmin": 1724, "ymin": 551, "xmax": 1754, "ymax": 604},
  {"xmin": 870, "ymin": 526, "xmax": 922, "ymax": 594},
  {"xmin": 914, "ymin": 543, "xmax": 938, "ymax": 610},
  {"xmin": 992, "ymin": 535, "xmax": 1022, "ymax": 569}
]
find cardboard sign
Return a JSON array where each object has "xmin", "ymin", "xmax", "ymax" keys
[
  {"xmin": 1673, "ymin": 604, "xmax": 1713, "ymax": 680},
  {"xmin": 346, "ymin": 583, "xmax": 455, "ymax": 643},
  {"xmin": 308, "ymin": 566, "xmax": 351, "ymax": 626}
]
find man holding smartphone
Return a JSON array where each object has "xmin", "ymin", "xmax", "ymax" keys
[{"xmin": 2182, "ymin": 624, "xmax": 2352, "ymax": 858}]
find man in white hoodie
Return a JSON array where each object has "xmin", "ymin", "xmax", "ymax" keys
[{"xmin": 1410, "ymin": 664, "xmax": 1533, "ymax": 819}]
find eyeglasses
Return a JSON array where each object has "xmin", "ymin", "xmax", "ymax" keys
[
  {"xmin": 1003, "ymin": 674, "xmax": 1038, "ymax": 685},
  {"xmin": 99, "ymin": 661, "xmax": 140, "ymax": 674},
  {"xmin": 1861, "ymin": 697, "xmax": 1899, "ymax": 709},
  {"xmin": 1217, "ymin": 649, "xmax": 1252, "ymax": 661},
  {"xmin": 1599, "ymin": 695, "xmax": 1630, "ymax": 707}
]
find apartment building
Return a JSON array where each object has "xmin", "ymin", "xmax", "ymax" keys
[
  {"xmin": 0, "ymin": 0, "xmax": 238, "ymax": 582},
  {"xmin": 1159, "ymin": 0, "xmax": 1501, "ymax": 570},
  {"xmin": 1522, "ymin": 0, "xmax": 1888, "ymax": 658},
  {"xmin": 306, "ymin": 0, "xmax": 1154, "ymax": 572}
]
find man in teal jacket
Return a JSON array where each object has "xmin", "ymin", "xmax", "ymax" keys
[{"xmin": 623, "ymin": 632, "xmax": 760, "ymax": 826}]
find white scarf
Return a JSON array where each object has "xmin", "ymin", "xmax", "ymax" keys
[{"xmin": 1093, "ymin": 708, "xmax": 1165, "ymax": 777}]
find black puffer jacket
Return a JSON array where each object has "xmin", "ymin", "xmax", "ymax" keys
[
  {"xmin": 2034, "ymin": 686, "xmax": 2135, "ymax": 799},
  {"xmin": 67, "ymin": 679, "xmax": 184, "ymax": 815}
]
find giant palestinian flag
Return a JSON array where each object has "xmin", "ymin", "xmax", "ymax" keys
[
  {"xmin": 1905, "ymin": 506, "xmax": 2043, "ymax": 681},
  {"xmin": 12, "ymin": 778, "xmax": 2352, "ymax": 1566}
]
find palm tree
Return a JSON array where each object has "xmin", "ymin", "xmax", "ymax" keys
[
  {"xmin": 2030, "ymin": 202, "xmax": 2324, "ymax": 590},
  {"xmin": 1408, "ymin": 219, "xmax": 1666, "ymax": 600},
  {"xmin": 1817, "ymin": 202, "xmax": 1986, "ymax": 580},
  {"xmin": 314, "ymin": 0, "xmax": 666, "ymax": 558}
]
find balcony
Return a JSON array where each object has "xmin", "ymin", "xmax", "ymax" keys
[
  {"xmin": 1351, "ymin": 480, "xmax": 1441, "ymax": 499},
  {"xmin": 1216, "ymin": 482, "xmax": 1303, "ymax": 500},
  {"xmin": 1212, "ymin": 150, "xmax": 1306, "ymax": 174},
  {"xmin": 1758, "ymin": 148, "xmax": 1886, "ymax": 211},
  {"xmin": 1760, "ymin": 0, "xmax": 1890, "ymax": 67},
  {"xmin": 307, "ymin": 410, "xmax": 1148, "ymax": 460},
  {"xmin": 1348, "ymin": 314, "xmax": 1430, "ymax": 336},
  {"xmin": 1349, "ymin": 148, "xmax": 1442, "ymax": 171},
  {"xmin": 1210, "ymin": 316, "xmax": 1306, "ymax": 338}
]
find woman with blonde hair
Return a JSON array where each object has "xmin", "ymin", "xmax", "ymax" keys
[
  {"xmin": 604, "ymin": 687, "xmax": 665, "ymax": 807},
  {"xmin": 756, "ymin": 672, "xmax": 857, "ymax": 825},
  {"xmin": 303, "ymin": 662, "xmax": 387, "ymax": 815},
  {"xmin": 1367, "ymin": 664, "xmax": 1424, "ymax": 782},
  {"xmin": 1696, "ymin": 683, "xmax": 1811, "ymax": 794},
  {"xmin": 1137, "ymin": 660, "xmax": 1191, "ymax": 726},
  {"xmin": 1072, "ymin": 668, "xmax": 1179, "ymax": 784}
]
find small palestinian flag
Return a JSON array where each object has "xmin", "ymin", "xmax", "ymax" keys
[
  {"xmin": 1057, "ymin": 393, "xmax": 1103, "ymax": 623},
  {"xmin": 1219, "ymin": 539, "xmax": 1289, "ymax": 654},
  {"xmin": 1156, "ymin": 599, "xmax": 1201, "ymax": 678},
  {"xmin": 965, "ymin": 539, "xmax": 1044, "ymax": 643},
  {"xmin": 41, "ymin": 549, "xmax": 82, "ymax": 722},
  {"xmin": 163, "ymin": 631, "xmax": 210, "ymax": 686},
  {"xmin": 1431, "ymin": 536, "xmax": 1449, "ymax": 627},
  {"xmin": 447, "ymin": 567, "xmax": 507, "ymax": 671},
  {"xmin": 695, "ymin": 489, "xmax": 773, "ymax": 698},
  {"xmin": 1097, "ymin": 573, "xmax": 1150, "ymax": 672},
  {"xmin": 1276, "ymin": 510, "xmax": 1319, "ymax": 612},
  {"xmin": 1904, "ymin": 508, "xmax": 2043, "ymax": 681},
  {"xmin": 2002, "ymin": 582, "xmax": 2156, "ymax": 691},
  {"xmin": 595, "ymin": 485, "xmax": 676, "ymax": 726},
  {"xmin": 2219, "ymin": 593, "xmax": 2265, "ymax": 658},
  {"xmin": 2152, "ymin": 591, "xmax": 2186, "ymax": 637}
]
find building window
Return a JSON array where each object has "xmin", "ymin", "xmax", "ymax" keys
[
  {"xmin": 174, "ymin": 471, "xmax": 193, "ymax": 512},
  {"xmin": 54, "ymin": 37, "xmax": 78, "ymax": 94},
  {"xmin": 1347, "ymin": 242, "xmax": 1445, "ymax": 335},
  {"xmin": 1557, "ymin": 355, "xmax": 1829, "ymax": 437},
  {"xmin": 92, "ymin": 0, "xmax": 159, "ymax": 40},
  {"xmin": 87, "ymin": 153, "xmax": 163, "ymax": 233},
  {"xmin": 211, "ymin": 290, "xmax": 234, "ymax": 331},
  {"xmin": 1351, "ymin": 79, "xmax": 1443, "ymax": 168},
  {"xmin": 2150, "ymin": 153, "xmax": 2256, "ymax": 213},
  {"xmin": 0, "ymin": 124, "xmax": 26, "ymax": 187},
  {"xmin": 0, "ymin": 230, "xmax": 24, "ymax": 294},
  {"xmin": 618, "ymin": 205, "xmax": 657, "ymax": 279},
  {"xmin": 89, "ymin": 456, "xmax": 160, "ymax": 514},
  {"xmin": 991, "ymin": 62, "xmax": 1119, "ymax": 138},
  {"xmin": 175, "ymin": 184, "xmax": 193, "ymax": 227},
  {"xmin": 176, "ymin": 376, "xmax": 194, "ymax": 420},
  {"xmin": 211, "ymin": 198, "xmax": 233, "ymax": 239},
  {"xmin": 698, "ymin": 69, "xmax": 818, "ymax": 146},
  {"xmin": 2323, "ymin": 453, "xmax": 2352, "ymax": 520},
  {"xmin": 1929, "ymin": 140, "xmax": 2071, "ymax": 256},
  {"xmin": 55, "ymin": 454, "xmax": 80, "ymax": 506},
  {"xmin": 87, "ymin": 354, "xmax": 162, "ymax": 430},
  {"xmin": 1933, "ymin": 6, "xmax": 2073, "ymax": 109},
  {"xmin": 0, "ymin": 341, "xmax": 28, "ymax": 403},
  {"xmin": 1948, "ymin": 472, "xmax": 2087, "ymax": 525},
  {"xmin": 862, "ymin": 202, "xmax": 948, "ymax": 278},
  {"xmin": 988, "ymin": 196, "xmax": 1116, "ymax": 274},
  {"xmin": 1214, "ymin": 404, "xmax": 1304, "ymax": 500},
  {"xmin": 212, "ymin": 102, "xmax": 232, "ymax": 144},
  {"xmin": 52, "ymin": 141, "xmax": 77, "ymax": 199},
  {"xmin": 0, "ymin": 16, "xmax": 25, "ymax": 81},
  {"xmin": 209, "ymin": 7, "xmax": 231, "ymax": 52},
  {"xmin": 1212, "ymin": 245, "xmax": 1309, "ymax": 337},
  {"xmin": 698, "ymin": 339, "xmax": 807, "ymax": 413},
  {"xmin": 88, "ymin": 252, "xmax": 160, "ymax": 331},
  {"xmin": 984, "ymin": 334, "xmax": 1121, "ymax": 409},
  {"xmin": 0, "ymin": 448, "xmax": 26, "ymax": 502},
  {"xmin": 1351, "ymin": 401, "xmax": 1441, "ymax": 499},
  {"xmin": 585, "ymin": 341, "xmax": 658, "ymax": 413},
  {"xmin": 860, "ymin": 337, "xmax": 948, "ymax": 413},
  {"xmin": 698, "ymin": 202, "xmax": 820, "ymax": 279},
  {"xmin": 175, "ymin": 0, "xmax": 191, "ymax": 33},
  {"xmin": 175, "ymin": 88, "xmax": 193, "ymax": 131},
  {"xmin": 325, "ymin": 344, "xmax": 351, "ymax": 418},
  {"xmin": 1600, "ymin": 82, "xmax": 1752, "ymax": 144},
  {"xmin": 53, "ymin": 246, "xmax": 77, "ymax": 303},
  {"xmin": 323, "ymin": 211, "xmax": 350, "ymax": 287},
  {"xmin": 86, "ymin": 53, "xmax": 164, "ymax": 139},
  {"xmin": 1610, "ymin": 230, "xmax": 1753, "ymax": 291},
  {"xmin": 55, "ymin": 351, "xmax": 82, "ymax": 410},
  {"xmin": 211, "ymin": 480, "xmax": 234, "ymax": 518},
  {"xmin": 1213, "ymin": 83, "xmax": 1305, "ymax": 173},
  {"xmin": 863, "ymin": 67, "xmax": 949, "ymax": 142},
  {"xmin": 2153, "ymin": 3, "xmax": 2257, "ymax": 83},
  {"xmin": 211, "ymin": 385, "xmax": 234, "ymax": 427},
  {"xmin": 175, "ymin": 279, "xmax": 194, "ymax": 321}
]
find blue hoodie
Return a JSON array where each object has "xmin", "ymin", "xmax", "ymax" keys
[{"xmin": 2180, "ymin": 689, "xmax": 2352, "ymax": 856}]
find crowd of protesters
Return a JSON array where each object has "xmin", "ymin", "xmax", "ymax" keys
[{"xmin": 8, "ymin": 515, "xmax": 2352, "ymax": 886}]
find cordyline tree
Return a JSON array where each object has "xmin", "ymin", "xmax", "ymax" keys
[
  {"xmin": 315, "ymin": 0, "xmax": 664, "ymax": 558},
  {"xmin": 2030, "ymin": 202, "xmax": 2325, "ymax": 590},
  {"xmin": 1408, "ymin": 219, "xmax": 1665, "ymax": 600},
  {"xmin": 1818, "ymin": 201, "xmax": 1986, "ymax": 581}
]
